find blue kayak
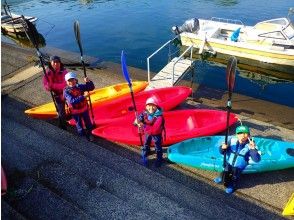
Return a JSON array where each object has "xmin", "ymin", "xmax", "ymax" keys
[{"xmin": 167, "ymin": 136, "xmax": 294, "ymax": 174}]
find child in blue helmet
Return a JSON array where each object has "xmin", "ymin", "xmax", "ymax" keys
[
  {"xmin": 64, "ymin": 72, "xmax": 95, "ymax": 141},
  {"xmin": 135, "ymin": 97, "xmax": 165, "ymax": 167},
  {"xmin": 213, "ymin": 125, "xmax": 261, "ymax": 194}
]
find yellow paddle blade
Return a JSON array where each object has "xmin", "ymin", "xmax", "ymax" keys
[{"xmin": 282, "ymin": 193, "xmax": 294, "ymax": 216}]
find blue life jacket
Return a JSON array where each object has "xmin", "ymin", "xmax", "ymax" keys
[{"xmin": 226, "ymin": 137, "xmax": 250, "ymax": 169}]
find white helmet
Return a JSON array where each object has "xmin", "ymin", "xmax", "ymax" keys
[
  {"xmin": 146, "ymin": 97, "xmax": 159, "ymax": 106},
  {"xmin": 65, "ymin": 72, "xmax": 77, "ymax": 81}
]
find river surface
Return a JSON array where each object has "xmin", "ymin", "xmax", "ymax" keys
[{"xmin": 2, "ymin": 0, "xmax": 294, "ymax": 107}]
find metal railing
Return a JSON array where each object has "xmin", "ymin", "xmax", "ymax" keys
[
  {"xmin": 171, "ymin": 45, "xmax": 194, "ymax": 85},
  {"xmin": 211, "ymin": 17, "xmax": 243, "ymax": 25},
  {"xmin": 147, "ymin": 37, "xmax": 178, "ymax": 83}
]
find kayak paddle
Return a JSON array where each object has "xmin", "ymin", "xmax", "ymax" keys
[
  {"xmin": 73, "ymin": 20, "xmax": 95, "ymax": 126},
  {"xmin": 223, "ymin": 56, "xmax": 237, "ymax": 168},
  {"xmin": 21, "ymin": 16, "xmax": 63, "ymax": 127},
  {"xmin": 121, "ymin": 50, "xmax": 144, "ymax": 146}
]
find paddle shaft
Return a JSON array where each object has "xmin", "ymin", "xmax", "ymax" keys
[
  {"xmin": 74, "ymin": 21, "xmax": 95, "ymax": 125},
  {"xmin": 121, "ymin": 51, "xmax": 144, "ymax": 146},
  {"xmin": 130, "ymin": 87, "xmax": 144, "ymax": 146},
  {"xmin": 225, "ymin": 95, "xmax": 232, "ymax": 145},
  {"xmin": 223, "ymin": 57, "xmax": 236, "ymax": 168},
  {"xmin": 21, "ymin": 16, "xmax": 62, "ymax": 125}
]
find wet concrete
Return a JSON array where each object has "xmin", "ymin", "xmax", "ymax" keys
[{"xmin": 1, "ymin": 42, "xmax": 294, "ymax": 219}]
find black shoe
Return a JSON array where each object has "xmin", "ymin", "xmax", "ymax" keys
[
  {"xmin": 86, "ymin": 134, "xmax": 94, "ymax": 142},
  {"xmin": 141, "ymin": 156, "xmax": 148, "ymax": 167},
  {"xmin": 59, "ymin": 124, "xmax": 67, "ymax": 130},
  {"xmin": 155, "ymin": 159, "xmax": 162, "ymax": 168}
]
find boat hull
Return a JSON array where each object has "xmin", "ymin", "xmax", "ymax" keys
[
  {"xmin": 167, "ymin": 135, "xmax": 294, "ymax": 173},
  {"xmin": 25, "ymin": 81, "xmax": 148, "ymax": 119},
  {"xmin": 180, "ymin": 33, "xmax": 294, "ymax": 67},
  {"xmin": 92, "ymin": 109, "xmax": 238, "ymax": 146}
]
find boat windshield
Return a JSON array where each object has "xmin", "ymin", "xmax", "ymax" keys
[
  {"xmin": 265, "ymin": 18, "xmax": 288, "ymax": 26},
  {"xmin": 254, "ymin": 18, "xmax": 294, "ymax": 40},
  {"xmin": 283, "ymin": 23, "xmax": 294, "ymax": 40},
  {"xmin": 287, "ymin": 8, "xmax": 294, "ymax": 39}
]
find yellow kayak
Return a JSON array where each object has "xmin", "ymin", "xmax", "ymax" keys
[{"xmin": 25, "ymin": 81, "xmax": 148, "ymax": 119}]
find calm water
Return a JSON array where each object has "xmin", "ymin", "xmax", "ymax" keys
[{"xmin": 2, "ymin": 0, "xmax": 294, "ymax": 107}]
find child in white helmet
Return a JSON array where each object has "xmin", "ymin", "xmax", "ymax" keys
[
  {"xmin": 63, "ymin": 72, "xmax": 95, "ymax": 141},
  {"xmin": 135, "ymin": 97, "xmax": 165, "ymax": 167}
]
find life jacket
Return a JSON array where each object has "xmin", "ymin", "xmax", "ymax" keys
[
  {"xmin": 142, "ymin": 108, "xmax": 166, "ymax": 139},
  {"xmin": 43, "ymin": 68, "xmax": 67, "ymax": 95},
  {"xmin": 65, "ymin": 86, "xmax": 88, "ymax": 115},
  {"xmin": 226, "ymin": 137, "xmax": 250, "ymax": 170}
]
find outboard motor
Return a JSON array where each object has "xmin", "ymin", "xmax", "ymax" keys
[{"xmin": 172, "ymin": 18, "xmax": 200, "ymax": 35}]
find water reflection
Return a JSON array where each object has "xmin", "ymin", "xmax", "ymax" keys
[
  {"xmin": 1, "ymin": 30, "xmax": 46, "ymax": 48},
  {"xmin": 79, "ymin": 0, "xmax": 94, "ymax": 4},
  {"xmin": 189, "ymin": 56, "xmax": 294, "ymax": 107},
  {"xmin": 214, "ymin": 0, "xmax": 239, "ymax": 6},
  {"xmin": 238, "ymin": 71, "xmax": 291, "ymax": 90},
  {"xmin": 190, "ymin": 51, "xmax": 294, "ymax": 82}
]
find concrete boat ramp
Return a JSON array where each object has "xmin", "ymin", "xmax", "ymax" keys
[{"xmin": 1, "ymin": 43, "xmax": 294, "ymax": 219}]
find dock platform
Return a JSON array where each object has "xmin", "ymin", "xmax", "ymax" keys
[{"xmin": 147, "ymin": 57, "xmax": 193, "ymax": 89}]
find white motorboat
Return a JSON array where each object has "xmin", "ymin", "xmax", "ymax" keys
[
  {"xmin": 172, "ymin": 13, "xmax": 294, "ymax": 67},
  {"xmin": 1, "ymin": 12, "xmax": 37, "ymax": 33}
]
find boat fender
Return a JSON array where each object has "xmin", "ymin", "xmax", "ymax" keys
[{"xmin": 230, "ymin": 27, "xmax": 241, "ymax": 42}]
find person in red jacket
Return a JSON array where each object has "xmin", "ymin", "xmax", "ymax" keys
[
  {"xmin": 42, "ymin": 55, "xmax": 68, "ymax": 129},
  {"xmin": 135, "ymin": 97, "xmax": 165, "ymax": 167}
]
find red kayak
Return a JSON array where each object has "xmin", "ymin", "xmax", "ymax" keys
[
  {"xmin": 92, "ymin": 109, "xmax": 238, "ymax": 146},
  {"xmin": 68, "ymin": 86, "xmax": 192, "ymax": 125}
]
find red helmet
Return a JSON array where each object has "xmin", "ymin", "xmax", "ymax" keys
[{"xmin": 145, "ymin": 97, "xmax": 159, "ymax": 106}]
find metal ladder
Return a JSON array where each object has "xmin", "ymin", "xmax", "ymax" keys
[{"xmin": 146, "ymin": 38, "xmax": 194, "ymax": 89}]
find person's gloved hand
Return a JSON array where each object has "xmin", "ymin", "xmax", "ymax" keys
[{"xmin": 138, "ymin": 113, "xmax": 145, "ymax": 123}]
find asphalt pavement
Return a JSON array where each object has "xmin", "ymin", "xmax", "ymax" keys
[{"xmin": 1, "ymin": 42, "xmax": 293, "ymax": 219}]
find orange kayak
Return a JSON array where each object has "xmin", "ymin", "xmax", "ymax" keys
[{"xmin": 24, "ymin": 81, "xmax": 148, "ymax": 119}]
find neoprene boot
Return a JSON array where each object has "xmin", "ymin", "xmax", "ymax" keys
[
  {"xmin": 213, "ymin": 176, "xmax": 222, "ymax": 184},
  {"xmin": 155, "ymin": 152, "xmax": 163, "ymax": 168},
  {"xmin": 155, "ymin": 159, "xmax": 162, "ymax": 168},
  {"xmin": 225, "ymin": 187, "xmax": 234, "ymax": 194},
  {"xmin": 85, "ymin": 130, "xmax": 94, "ymax": 142},
  {"xmin": 141, "ymin": 149, "xmax": 148, "ymax": 167},
  {"xmin": 142, "ymin": 155, "xmax": 148, "ymax": 167},
  {"xmin": 59, "ymin": 120, "xmax": 67, "ymax": 130}
]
